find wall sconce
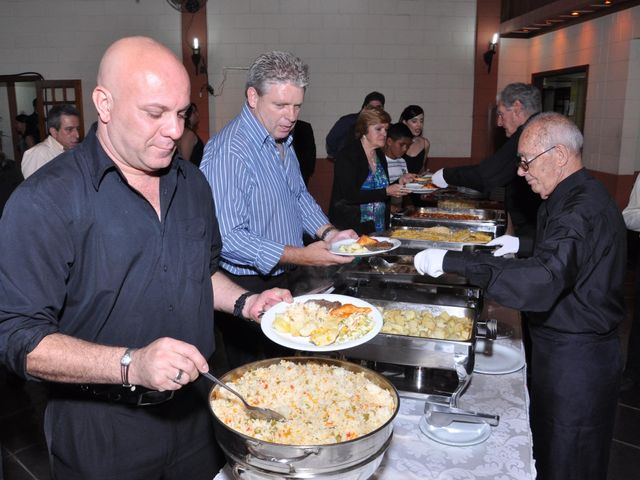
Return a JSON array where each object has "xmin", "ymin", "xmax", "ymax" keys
[
  {"xmin": 191, "ymin": 37, "xmax": 203, "ymax": 75},
  {"xmin": 483, "ymin": 33, "xmax": 499, "ymax": 73},
  {"xmin": 191, "ymin": 37, "xmax": 215, "ymax": 96}
]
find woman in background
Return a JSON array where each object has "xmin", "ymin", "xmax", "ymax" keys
[
  {"xmin": 329, "ymin": 107, "xmax": 410, "ymax": 234},
  {"xmin": 178, "ymin": 103, "xmax": 205, "ymax": 167},
  {"xmin": 400, "ymin": 105, "xmax": 430, "ymax": 174}
]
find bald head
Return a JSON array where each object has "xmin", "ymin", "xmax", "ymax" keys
[
  {"xmin": 92, "ymin": 36, "xmax": 191, "ymax": 176},
  {"xmin": 97, "ymin": 36, "xmax": 188, "ymax": 98},
  {"xmin": 518, "ymin": 112, "xmax": 584, "ymax": 199}
]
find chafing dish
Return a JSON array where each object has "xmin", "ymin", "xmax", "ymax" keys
[
  {"xmin": 382, "ymin": 226, "xmax": 495, "ymax": 251},
  {"xmin": 392, "ymin": 207, "xmax": 506, "ymax": 237},
  {"xmin": 208, "ymin": 357, "xmax": 399, "ymax": 479},
  {"xmin": 332, "ymin": 275, "xmax": 499, "ymax": 431}
]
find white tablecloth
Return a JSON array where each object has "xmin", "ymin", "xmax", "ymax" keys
[{"xmin": 215, "ymin": 307, "xmax": 536, "ymax": 480}]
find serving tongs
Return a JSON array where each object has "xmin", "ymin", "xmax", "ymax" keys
[
  {"xmin": 421, "ymin": 352, "xmax": 499, "ymax": 429},
  {"xmin": 424, "ymin": 400, "xmax": 499, "ymax": 427}
]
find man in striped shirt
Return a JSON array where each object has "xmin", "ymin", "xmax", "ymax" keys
[{"xmin": 200, "ymin": 51, "xmax": 356, "ymax": 367}]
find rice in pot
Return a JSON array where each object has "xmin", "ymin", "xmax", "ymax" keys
[{"xmin": 210, "ymin": 360, "xmax": 395, "ymax": 445}]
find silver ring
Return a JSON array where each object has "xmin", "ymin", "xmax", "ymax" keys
[{"xmin": 174, "ymin": 369, "xmax": 183, "ymax": 383}]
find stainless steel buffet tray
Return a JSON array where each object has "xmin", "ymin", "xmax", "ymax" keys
[
  {"xmin": 392, "ymin": 207, "xmax": 506, "ymax": 236},
  {"xmin": 340, "ymin": 253, "xmax": 470, "ymax": 286},
  {"xmin": 381, "ymin": 226, "xmax": 495, "ymax": 251}
]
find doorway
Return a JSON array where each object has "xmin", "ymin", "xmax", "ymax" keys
[{"xmin": 532, "ymin": 65, "xmax": 588, "ymax": 132}]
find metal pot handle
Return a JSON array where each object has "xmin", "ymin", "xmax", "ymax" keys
[{"xmin": 245, "ymin": 442, "xmax": 320, "ymax": 474}]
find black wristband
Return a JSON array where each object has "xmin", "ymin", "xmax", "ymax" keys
[
  {"xmin": 233, "ymin": 291, "xmax": 254, "ymax": 319},
  {"xmin": 319, "ymin": 225, "xmax": 337, "ymax": 241}
]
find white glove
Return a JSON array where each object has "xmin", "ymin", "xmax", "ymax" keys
[
  {"xmin": 486, "ymin": 235, "xmax": 519, "ymax": 256},
  {"xmin": 414, "ymin": 249, "xmax": 447, "ymax": 277},
  {"xmin": 431, "ymin": 168, "xmax": 448, "ymax": 188}
]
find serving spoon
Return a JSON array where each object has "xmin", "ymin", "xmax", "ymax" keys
[{"xmin": 202, "ymin": 371, "xmax": 286, "ymax": 422}]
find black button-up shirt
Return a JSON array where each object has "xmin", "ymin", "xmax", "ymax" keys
[
  {"xmin": 445, "ymin": 168, "xmax": 626, "ymax": 335},
  {"xmin": 0, "ymin": 125, "xmax": 221, "ymax": 377}
]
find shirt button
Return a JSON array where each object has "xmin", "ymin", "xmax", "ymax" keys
[
  {"xmin": 163, "ymin": 265, "xmax": 168, "ymax": 272},
  {"xmin": 168, "ymin": 305, "xmax": 174, "ymax": 312}
]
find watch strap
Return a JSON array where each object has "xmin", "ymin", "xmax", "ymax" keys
[
  {"xmin": 233, "ymin": 291, "xmax": 254, "ymax": 320},
  {"xmin": 120, "ymin": 347, "xmax": 135, "ymax": 387}
]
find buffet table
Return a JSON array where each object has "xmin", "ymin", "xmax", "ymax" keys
[{"xmin": 214, "ymin": 302, "xmax": 536, "ymax": 480}]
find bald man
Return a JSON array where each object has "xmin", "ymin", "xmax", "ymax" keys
[
  {"xmin": 415, "ymin": 112, "xmax": 625, "ymax": 480},
  {"xmin": 0, "ymin": 36, "xmax": 290, "ymax": 479}
]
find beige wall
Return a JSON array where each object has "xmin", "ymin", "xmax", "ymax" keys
[
  {"xmin": 497, "ymin": 6, "xmax": 640, "ymax": 176},
  {"xmin": 0, "ymin": 0, "xmax": 183, "ymax": 140},
  {"xmin": 204, "ymin": 0, "xmax": 478, "ymax": 158}
]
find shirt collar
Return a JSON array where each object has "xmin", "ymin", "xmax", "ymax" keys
[
  {"xmin": 83, "ymin": 123, "xmax": 186, "ymax": 190},
  {"xmin": 545, "ymin": 167, "xmax": 588, "ymax": 211},
  {"xmin": 240, "ymin": 102, "xmax": 294, "ymax": 148}
]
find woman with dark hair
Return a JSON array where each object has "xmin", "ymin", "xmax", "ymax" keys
[
  {"xmin": 399, "ymin": 105, "xmax": 430, "ymax": 174},
  {"xmin": 329, "ymin": 106, "xmax": 410, "ymax": 234},
  {"xmin": 178, "ymin": 103, "xmax": 205, "ymax": 167}
]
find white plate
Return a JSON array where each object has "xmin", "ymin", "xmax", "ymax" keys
[
  {"xmin": 474, "ymin": 339, "xmax": 525, "ymax": 375},
  {"xmin": 260, "ymin": 294, "xmax": 383, "ymax": 352},
  {"xmin": 403, "ymin": 182, "xmax": 439, "ymax": 193},
  {"xmin": 330, "ymin": 237, "xmax": 401, "ymax": 257},
  {"xmin": 419, "ymin": 415, "xmax": 492, "ymax": 446}
]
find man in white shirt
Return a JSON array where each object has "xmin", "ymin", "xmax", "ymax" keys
[{"xmin": 21, "ymin": 105, "xmax": 81, "ymax": 179}]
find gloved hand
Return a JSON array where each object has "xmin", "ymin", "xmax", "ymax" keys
[
  {"xmin": 486, "ymin": 235, "xmax": 519, "ymax": 256},
  {"xmin": 414, "ymin": 249, "xmax": 447, "ymax": 277},
  {"xmin": 431, "ymin": 168, "xmax": 448, "ymax": 188}
]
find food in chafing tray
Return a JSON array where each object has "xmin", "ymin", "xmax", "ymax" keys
[
  {"xmin": 337, "ymin": 235, "xmax": 394, "ymax": 253},
  {"xmin": 210, "ymin": 360, "xmax": 395, "ymax": 444},
  {"xmin": 410, "ymin": 211, "xmax": 482, "ymax": 221},
  {"xmin": 437, "ymin": 198, "xmax": 480, "ymax": 210},
  {"xmin": 381, "ymin": 308, "xmax": 472, "ymax": 340},
  {"xmin": 272, "ymin": 299, "xmax": 374, "ymax": 346},
  {"xmin": 390, "ymin": 226, "xmax": 492, "ymax": 243}
]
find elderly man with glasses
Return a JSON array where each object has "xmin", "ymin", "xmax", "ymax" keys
[
  {"xmin": 431, "ymin": 82, "xmax": 543, "ymax": 237},
  {"xmin": 415, "ymin": 112, "xmax": 625, "ymax": 480}
]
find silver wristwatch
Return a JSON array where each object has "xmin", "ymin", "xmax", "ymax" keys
[{"xmin": 120, "ymin": 348, "xmax": 135, "ymax": 388}]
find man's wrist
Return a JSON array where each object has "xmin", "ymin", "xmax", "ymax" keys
[
  {"xmin": 318, "ymin": 225, "xmax": 337, "ymax": 241},
  {"xmin": 233, "ymin": 291, "xmax": 255, "ymax": 320}
]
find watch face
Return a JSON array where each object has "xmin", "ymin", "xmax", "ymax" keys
[{"xmin": 121, "ymin": 349, "xmax": 133, "ymax": 366}]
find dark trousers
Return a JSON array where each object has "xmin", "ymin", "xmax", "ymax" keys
[
  {"xmin": 216, "ymin": 271, "xmax": 294, "ymax": 370},
  {"xmin": 45, "ymin": 379, "xmax": 224, "ymax": 480},
  {"xmin": 529, "ymin": 326, "xmax": 622, "ymax": 480}
]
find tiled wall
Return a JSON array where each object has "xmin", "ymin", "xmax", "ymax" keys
[
  {"xmin": 0, "ymin": 0, "xmax": 183, "ymax": 138},
  {"xmin": 498, "ymin": 6, "xmax": 640, "ymax": 177},
  {"xmin": 204, "ymin": 0, "xmax": 478, "ymax": 158}
]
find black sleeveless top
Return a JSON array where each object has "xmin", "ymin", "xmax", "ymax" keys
[{"xmin": 403, "ymin": 148, "xmax": 425, "ymax": 174}]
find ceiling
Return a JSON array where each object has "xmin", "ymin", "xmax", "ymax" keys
[{"xmin": 500, "ymin": 0, "xmax": 640, "ymax": 38}]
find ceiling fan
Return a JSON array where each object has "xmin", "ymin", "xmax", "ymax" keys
[{"xmin": 166, "ymin": 0, "xmax": 207, "ymax": 14}]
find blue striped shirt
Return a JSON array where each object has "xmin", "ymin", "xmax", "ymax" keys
[{"xmin": 200, "ymin": 103, "xmax": 329, "ymax": 276}]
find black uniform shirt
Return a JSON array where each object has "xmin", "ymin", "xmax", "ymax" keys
[
  {"xmin": 443, "ymin": 119, "xmax": 542, "ymax": 237},
  {"xmin": 0, "ymin": 125, "xmax": 221, "ymax": 377},
  {"xmin": 445, "ymin": 168, "xmax": 626, "ymax": 334}
]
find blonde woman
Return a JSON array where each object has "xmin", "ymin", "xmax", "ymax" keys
[{"xmin": 329, "ymin": 107, "xmax": 410, "ymax": 234}]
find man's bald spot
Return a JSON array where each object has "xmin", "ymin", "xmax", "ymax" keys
[{"xmin": 97, "ymin": 36, "xmax": 188, "ymax": 93}]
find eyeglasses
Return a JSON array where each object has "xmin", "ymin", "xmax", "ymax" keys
[{"xmin": 517, "ymin": 145, "xmax": 557, "ymax": 172}]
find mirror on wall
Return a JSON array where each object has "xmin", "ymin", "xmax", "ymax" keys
[{"xmin": 532, "ymin": 65, "xmax": 588, "ymax": 132}]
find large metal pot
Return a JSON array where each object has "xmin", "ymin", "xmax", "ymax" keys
[{"xmin": 209, "ymin": 357, "xmax": 399, "ymax": 479}]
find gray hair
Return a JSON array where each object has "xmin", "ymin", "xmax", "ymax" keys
[
  {"xmin": 524, "ymin": 112, "xmax": 583, "ymax": 155},
  {"xmin": 47, "ymin": 104, "xmax": 80, "ymax": 131},
  {"xmin": 497, "ymin": 83, "xmax": 542, "ymax": 115},
  {"xmin": 245, "ymin": 51, "xmax": 309, "ymax": 96}
]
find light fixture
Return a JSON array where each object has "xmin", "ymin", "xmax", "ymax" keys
[
  {"xmin": 482, "ymin": 33, "xmax": 499, "ymax": 73},
  {"xmin": 191, "ymin": 37, "xmax": 202, "ymax": 75},
  {"xmin": 190, "ymin": 37, "xmax": 215, "ymax": 95}
]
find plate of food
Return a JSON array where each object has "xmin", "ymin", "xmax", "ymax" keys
[
  {"xmin": 331, "ymin": 235, "xmax": 401, "ymax": 256},
  {"xmin": 402, "ymin": 182, "xmax": 439, "ymax": 193},
  {"xmin": 261, "ymin": 294, "xmax": 383, "ymax": 351}
]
